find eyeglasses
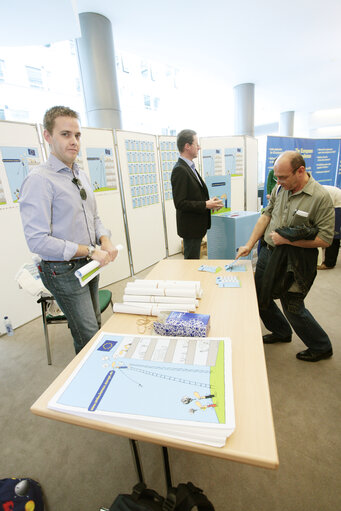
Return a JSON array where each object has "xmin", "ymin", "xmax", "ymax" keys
[
  {"xmin": 72, "ymin": 177, "xmax": 87, "ymax": 200},
  {"xmin": 276, "ymin": 165, "xmax": 302, "ymax": 182}
]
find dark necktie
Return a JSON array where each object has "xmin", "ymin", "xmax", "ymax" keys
[{"xmin": 190, "ymin": 163, "xmax": 202, "ymax": 186}]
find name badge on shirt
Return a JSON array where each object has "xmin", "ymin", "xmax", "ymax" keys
[{"xmin": 295, "ymin": 209, "xmax": 309, "ymax": 217}]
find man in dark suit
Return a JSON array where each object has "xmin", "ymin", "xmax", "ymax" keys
[{"xmin": 171, "ymin": 129, "xmax": 223, "ymax": 259}]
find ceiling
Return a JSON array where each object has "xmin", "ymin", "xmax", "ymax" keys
[
  {"xmin": 75, "ymin": 0, "xmax": 341, "ymax": 126},
  {"xmin": 1, "ymin": 1, "xmax": 341, "ymax": 128}
]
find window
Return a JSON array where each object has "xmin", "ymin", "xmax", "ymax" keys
[
  {"xmin": 121, "ymin": 56, "xmax": 130, "ymax": 73},
  {"xmin": 0, "ymin": 60, "xmax": 5, "ymax": 82},
  {"xmin": 144, "ymin": 95, "xmax": 151, "ymax": 109},
  {"xmin": 153, "ymin": 97, "xmax": 160, "ymax": 110},
  {"xmin": 69, "ymin": 40, "xmax": 76, "ymax": 55},
  {"xmin": 0, "ymin": 109, "xmax": 5, "ymax": 120},
  {"xmin": 26, "ymin": 66, "xmax": 43, "ymax": 88},
  {"xmin": 0, "ymin": 41, "xmax": 86, "ymax": 125},
  {"xmin": 141, "ymin": 61, "xmax": 149, "ymax": 79},
  {"xmin": 8, "ymin": 109, "xmax": 29, "ymax": 121}
]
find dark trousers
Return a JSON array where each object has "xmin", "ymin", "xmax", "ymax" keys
[
  {"xmin": 324, "ymin": 237, "xmax": 340, "ymax": 268},
  {"xmin": 255, "ymin": 246, "xmax": 332, "ymax": 353},
  {"xmin": 183, "ymin": 238, "xmax": 202, "ymax": 259}
]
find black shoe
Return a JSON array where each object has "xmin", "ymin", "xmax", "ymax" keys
[
  {"xmin": 263, "ymin": 333, "xmax": 292, "ymax": 344},
  {"xmin": 296, "ymin": 348, "xmax": 333, "ymax": 362}
]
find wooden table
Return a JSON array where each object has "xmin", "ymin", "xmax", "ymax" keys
[{"xmin": 31, "ymin": 259, "xmax": 278, "ymax": 470}]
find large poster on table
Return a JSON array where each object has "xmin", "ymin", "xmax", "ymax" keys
[{"xmin": 264, "ymin": 136, "xmax": 341, "ymax": 206}]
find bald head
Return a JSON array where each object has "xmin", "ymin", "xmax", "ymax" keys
[
  {"xmin": 275, "ymin": 151, "xmax": 306, "ymax": 171},
  {"xmin": 274, "ymin": 151, "xmax": 308, "ymax": 193}
]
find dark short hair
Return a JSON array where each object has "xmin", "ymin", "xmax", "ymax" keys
[
  {"xmin": 43, "ymin": 106, "xmax": 80, "ymax": 134},
  {"xmin": 177, "ymin": 129, "xmax": 197, "ymax": 153}
]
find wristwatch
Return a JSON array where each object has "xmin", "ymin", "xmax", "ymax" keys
[{"xmin": 87, "ymin": 245, "xmax": 96, "ymax": 259}]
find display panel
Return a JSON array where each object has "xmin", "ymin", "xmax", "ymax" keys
[
  {"xmin": 79, "ymin": 127, "xmax": 131, "ymax": 286},
  {"xmin": 116, "ymin": 130, "xmax": 166, "ymax": 273},
  {"xmin": 0, "ymin": 121, "xmax": 44, "ymax": 333},
  {"xmin": 158, "ymin": 135, "xmax": 182, "ymax": 256}
]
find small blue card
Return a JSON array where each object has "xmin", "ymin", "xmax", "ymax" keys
[{"xmin": 216, "ymin": 276, "xmax": 241, "ymax": 288}]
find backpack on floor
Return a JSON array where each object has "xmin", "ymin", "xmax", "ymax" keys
[
  {"xmin": 109, "ymin": 481, "xmax": 214, "ymax": 511},
  {"xmin": 0, "ymin": 478, "xmax": 44, "ymax": 511}
]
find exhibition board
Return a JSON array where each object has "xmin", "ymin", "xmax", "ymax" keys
[
  {"xmin": 158, "ymin": 135, "xmax": 182, "ymax": 256},
  {"xmin": 199, "ymin": 136, "xmax": 258, "ymax": 212},
  {"xmin": 0, "ymin": 121, "xmax": 45, "ymax": 330},
  {"xmin": 31, "ymin": 258, "xmax": 279, "ymax": 470},
  {"xmin": 115, "ymin": 130, "xmax": 166, "ymax": 274},
  {"xmin": 264, "ymin": 136, "xmax": 341, "ymax": 206}
]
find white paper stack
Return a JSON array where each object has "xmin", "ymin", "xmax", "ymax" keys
[
  {"xmin": 48, "ymin": 332, "xmax": 235, "ymax": 448},
  {"xmin": 113, "ymin": 279, "xmax": 203, "ymax": 316}
]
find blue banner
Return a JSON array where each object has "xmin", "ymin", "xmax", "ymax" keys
[{"xmin": 264, "ymin": 136, "xmax": 340, "ymax": 206}]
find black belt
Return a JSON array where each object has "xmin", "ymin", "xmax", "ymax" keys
[
  {"xmin": 42, "ymin": 258, "xmax": 89, "ymax": 263},
  {"xmin": 266, "ymin": 244, "xmax": 275, "ymax": 251}
]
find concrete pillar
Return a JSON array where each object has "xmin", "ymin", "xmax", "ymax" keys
[
  {"xmin": 279, "ymin": 111, "xmax": 294, "ymax": 136},
  {"xmin": 234, "ymin": 83, "xmax": 254, "ymax": 136},
  {"xmin": 76, "ymin": 12, "xmax": 122, "ymax": 129}
]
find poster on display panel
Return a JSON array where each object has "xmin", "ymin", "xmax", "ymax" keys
[
  {"xmin": 158, "ymin": 135, "xmax": 182, "ymax": 256},
  {"xmin": 115, "ymin": 130, "xmax": 166, "ymax": 274},
  {"xmin": 199, "ymin": 136, "xmax": 258, "ymax": 212},
  {"xmin": 0, "ymin": 121, "xmax": 45, "ymax": 333},
  {"xmin": 77, "ymin": 127, "xmax": 131, "ymax": 285},
  {"xmin": 264, "ymin": 136, "xmax": 341, "ymax": 207}
]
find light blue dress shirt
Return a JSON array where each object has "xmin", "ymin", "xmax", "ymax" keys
[{"xmin": 19, "ymin": 154, "xmax": 110, "ymax": 261}]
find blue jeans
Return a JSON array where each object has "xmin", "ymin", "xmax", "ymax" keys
[
  {"xmin": 183, "ymin": 238, "xmax": 202, "ymax": 259},
  {"xmin": 255, "ymin": 246, "xmax": 332, "ymax": 353},
  {"xmin": 40, "ymin": 259, "xmax": 101, "ymax": 354}
]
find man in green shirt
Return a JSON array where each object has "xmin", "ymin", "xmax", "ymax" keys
[
  {"xmin": 266, "ymin": 168, "xmax": 277, "ymax": 200},
  {"xmin": 237, "ymin": 151, "xmax": 334, "ymax": 362}
]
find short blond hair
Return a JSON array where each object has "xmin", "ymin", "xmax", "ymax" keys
[{"xmin": 43, "ymin": 106, "xmax": 79, "ymax": 134}]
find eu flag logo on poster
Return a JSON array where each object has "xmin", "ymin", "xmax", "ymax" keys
[{"xmin": 97, "ymin": 340, "xmax": 117, "ymax": 352}]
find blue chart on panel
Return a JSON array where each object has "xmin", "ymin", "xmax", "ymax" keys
[
  {"xmin": 202, "ymin": 147, "xmax": 243, "ymax": 178},
  {"xmin": 160, "ymin": 140, "xmax": 178, "ymax": 201},
  {"xmin": 202, "ymin": 149, "xmax": 221, "ymax": 177},
  {"xmin": 225, "ymin": 148, "xmax": 243, "ymax": 176},
  {"xmin": 125, "ymin": 138, "xmax": 159, "ymax": 209},
  {"xmin": 0, "ymin": 146, "xmax": 41, "ymax": 203},
  {"xmin": 205, "ymin": 174, "xmax": 231, "ymax": 214},
  {"xmin": 86, "ymin": 147, "xmax": 117, "ymax": 192}
]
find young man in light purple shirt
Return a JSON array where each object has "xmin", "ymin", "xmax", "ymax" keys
[{"xmin": 20, "ymin": 106, "xmax": 118, "ymax": 354}]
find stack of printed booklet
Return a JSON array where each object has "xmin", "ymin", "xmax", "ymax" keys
[{"xmin": 48, "ymin": 332, "xmax": 235, "ymax": 447}]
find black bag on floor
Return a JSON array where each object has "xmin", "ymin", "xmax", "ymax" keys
[{"xmin": 109, "ymin": 481, "xmax": 214, "ymax": 511}]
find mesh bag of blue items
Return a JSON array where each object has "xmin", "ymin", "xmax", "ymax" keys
[
  {"xmin": 0, "ymin": 478, "xmax": 44, "ymax": 511},
  {"xmin": 153, "ymin": 311, "xmax": 210, "ymax": 337}
]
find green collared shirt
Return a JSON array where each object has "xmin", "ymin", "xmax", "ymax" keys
[{"xmin": 263, "ymin": 173, "xmax": 334, "ymax": 247}]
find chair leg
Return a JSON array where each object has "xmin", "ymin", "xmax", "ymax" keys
[{"xmin": 41, "ymin": 300, "xmax": 52, "ymax": 365}]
